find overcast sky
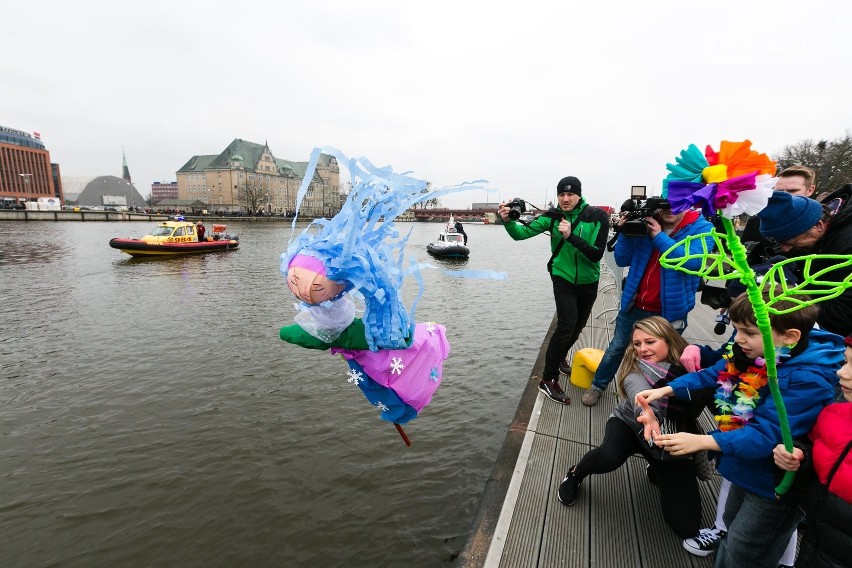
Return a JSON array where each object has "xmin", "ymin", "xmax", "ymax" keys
[{"xmin": 4, "ymin": 0, "xmax": 851, "ymax": 209}]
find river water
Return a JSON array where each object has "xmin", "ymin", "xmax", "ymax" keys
[{"xmin": 0, "ymin": 220, "xmax": 557, "ymax": 567}]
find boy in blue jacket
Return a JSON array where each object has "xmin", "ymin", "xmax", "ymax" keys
[{"xmin": 636, "ymin": 292, "xmax": 843, "ymax": 568}]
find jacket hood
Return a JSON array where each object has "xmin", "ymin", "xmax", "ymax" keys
[
  {"xmin": 783, "ymin": 328, "xmax": 844, "ymax": 386},
  {"xmin": 821, "ymin": 184, "xmax": 852, "ymax": 236}
]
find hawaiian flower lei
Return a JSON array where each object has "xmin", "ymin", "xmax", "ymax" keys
[{"xmin": 714, "ymin": 349, "xmax": 769, "ymax": 432}]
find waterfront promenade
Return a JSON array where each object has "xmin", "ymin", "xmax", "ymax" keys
[
  {"xmin": 459, "ymin": 254, "xmax": 725, "ymax": 568},
  {"xmin": 0, "ymin": 210, "xmax": 420, "ymax": 223},
  {"xmin": 0, "ymin": 210, "xmax": 285, "ymax": 223}
]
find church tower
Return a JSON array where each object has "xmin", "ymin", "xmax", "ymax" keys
[{"xmin": 121, "ymin": 148, "xmax": 132, "ymax": 184}]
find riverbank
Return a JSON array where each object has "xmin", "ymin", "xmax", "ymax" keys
[{"xmin": 0, "ymin": 210, "xmax": 419, "ymax": 223}]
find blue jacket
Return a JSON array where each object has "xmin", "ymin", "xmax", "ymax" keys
[
  {"xmin": 668, "ymin": 329, "xmax": 844, "ymax": 500},
  {"xmin": 614, "ymin": 212, "xmax": 714, "ymax": 322}
]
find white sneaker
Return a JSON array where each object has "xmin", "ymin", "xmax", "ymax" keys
[{"xmin": 682, "ymin": 525, "xmax": 726, "ymax": 557}]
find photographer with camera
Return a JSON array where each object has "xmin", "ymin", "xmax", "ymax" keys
[
  {"xmin": 756, "ymin": 187, "xmax": 852, "ymax": 337},
  {"xmin": 580, "ymin": 195, "xmax": 714, "ymax": 407},
  {"xmin": 499, "ymin": 176, "xmax": 611, "ymax": 404}
]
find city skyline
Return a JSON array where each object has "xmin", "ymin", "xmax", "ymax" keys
[{"xmin": 4, "ymin": 1, "xmax": 851, "ymax": 209}]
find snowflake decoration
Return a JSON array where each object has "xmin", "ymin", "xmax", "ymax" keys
[
  {"xmin": 430, "ymin": 367, "xmax": 440, "ymax": 382},
  {"xmin": 425, "ymin": 323, "xmax": 437, "ymax": 335},
  {"xmin": 390, "ymin": 357, "xmax": 405, "ymax": 375},
  {"xmin": 346, "ymin": 368, "xmax": 364, "ymax": 385},
  {"xmin": 375, "ymin": 401, "xmax": 390, "ymax": 413}
]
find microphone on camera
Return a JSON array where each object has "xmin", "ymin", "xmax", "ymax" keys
[{"xmin": 714, "ymin": 310, "xmax": 731, "ymax": 335}]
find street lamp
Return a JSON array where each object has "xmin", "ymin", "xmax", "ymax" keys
[{"xmin": 19, "ymin": 173, "xmax": 33, "ymax": 207}]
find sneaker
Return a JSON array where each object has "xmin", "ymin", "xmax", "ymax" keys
[
  {"xmin": 557, "ymin": 467, "xmax": 581, "ymax": 505},
  {"xmin": 581, "ymin": 387, "xmax": 602, "ymax": 407},
  {"xmin": 683, "ymin": 526, "xmax": 727, "ymax": 557},
  {"xmin": 538, "ymin": 379, "xmax": 571, "ymax": 404},
  {"xmin": 559, "ymin": 359, "xmax": 572, "ymax": 376}
]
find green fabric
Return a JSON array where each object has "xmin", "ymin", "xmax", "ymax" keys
[
  {"xmin": 279, "ymin": 318, "xmax": 371, "ymax": 350},
  {"xmin": 503, "ymin": 200, "xmax": 603, "ymax": 284}
]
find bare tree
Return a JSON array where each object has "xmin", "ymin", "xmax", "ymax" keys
[
  {"xmin": 412, "ymin": 181, "xmax": 434, "ymax": 209},
  {"xmin": 241, "ymin": 174, "xmax": 264, "ymax": 213},
  {"xmin": 775, "ymin": 131, "xmax": 852, "ymax": 194}
]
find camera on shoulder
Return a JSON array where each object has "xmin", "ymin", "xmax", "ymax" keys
[{"xmin": 617, "ymin": 186, "xmax": 671, "ymax": 237}]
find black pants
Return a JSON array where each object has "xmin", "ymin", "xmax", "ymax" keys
[
  {"xmin": 543, "ymin": 276, "xmax": 599, "ymax": 381},
  {"xmin": 573, "ymin": 417, "xmax": 701, "ymax": 538}
]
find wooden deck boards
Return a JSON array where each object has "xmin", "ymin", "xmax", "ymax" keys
[{"xmin": 459, "ymin": 256, "xmax": 726, "ymax": 568}]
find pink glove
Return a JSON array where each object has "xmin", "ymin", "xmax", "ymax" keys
[{"xmin": 680, "ymin": 344, "xmax": 701, "ymax": 372}]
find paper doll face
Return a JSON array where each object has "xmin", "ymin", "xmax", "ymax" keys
[{"xmin": 287, "ymin": 265, "xmax": 345, "ymax": 304}]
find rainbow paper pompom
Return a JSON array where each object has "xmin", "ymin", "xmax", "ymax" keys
[{"xmin": 663, "ymin": 140, "xmax": 777, "ymax": 217}]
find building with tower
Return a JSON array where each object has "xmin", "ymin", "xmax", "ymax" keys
[
  {"xmin": 176, "ymin": 139, "xmax": 342, "ymax": 216},
  {"xmin": 61, "ymin": 152, "xmax": 146, "ymax": 209}
]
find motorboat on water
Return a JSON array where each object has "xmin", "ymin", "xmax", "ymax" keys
[
  {"xmin": 426, "ymin": 216, "xmax": 469, "ymax": 258},
  {"xmin": 109, "ymin": 217, "xmax": 239, "ymax": 257}
]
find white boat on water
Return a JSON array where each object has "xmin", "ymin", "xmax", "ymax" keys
[{"xmin": 426, "ymin": 216, "xmax": 469, "ymax": 258}]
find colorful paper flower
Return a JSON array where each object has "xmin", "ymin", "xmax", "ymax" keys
[{"xmin": 663, "ymin": 139, "xmax": 777, "ymax": 217}]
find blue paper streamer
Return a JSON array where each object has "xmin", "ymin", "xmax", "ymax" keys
[{"xmin": 282, "ymin": 146, "xmax": 498, "ymax": 351}]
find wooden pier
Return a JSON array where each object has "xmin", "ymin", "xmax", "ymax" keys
[{"xmin": 459, "ymin": 254, "xmax": 726, "ymax": 567}]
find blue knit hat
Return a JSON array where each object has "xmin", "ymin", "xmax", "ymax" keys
[{"xmin": 757, "ymin": 191, "xmax": 823, "ymax": 242}]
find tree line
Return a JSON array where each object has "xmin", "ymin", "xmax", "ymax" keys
[{"xmin": 775, "ymin": 130, "xmax": 852, "ymax": 195}]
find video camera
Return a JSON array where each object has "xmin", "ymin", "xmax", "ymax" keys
[{"xmin": 617, "ymin": 186, "xmax": 671, "ymax": 238}]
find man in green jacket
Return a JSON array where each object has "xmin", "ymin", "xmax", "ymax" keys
[{"xmin": 499, "ymin": 176, "xmax": 610, "ymax": 404}]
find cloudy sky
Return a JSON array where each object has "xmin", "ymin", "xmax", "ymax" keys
[{"xmin": 4, "ymin": 0, "xmax": 851, "ymax": 209}]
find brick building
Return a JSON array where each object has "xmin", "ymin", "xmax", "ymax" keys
[
  {"xmin": 0, "ymin": 124, "xmax": 63, "ymax": 208},
  {"xmin": 151, "ymin": 181, "xmax": 178, "ymax": 204}
]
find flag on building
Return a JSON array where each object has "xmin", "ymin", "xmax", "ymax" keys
[{"xmin": 33, "ymin": 131, "xmax": 41, "ymax": 139}]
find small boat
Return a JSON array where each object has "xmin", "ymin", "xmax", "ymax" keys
[
  {"xmin": 426, "ymin": 216, "xmax": 469, "ymax": 258},
  {"xmin": 109, "ymin": 217, "xmax": 239, "ymax": 257}
]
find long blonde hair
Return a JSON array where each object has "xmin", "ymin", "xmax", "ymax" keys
[{"xmin": 615, "ymin": 316, "xmax": 689, "ymax": 396}]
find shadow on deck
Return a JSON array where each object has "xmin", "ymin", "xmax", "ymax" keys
[{"xmin": 459, "ymin": 253, "xmax": 726, "ymax": 568}]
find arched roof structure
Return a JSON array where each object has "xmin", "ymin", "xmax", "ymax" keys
[{"xmin": 61, "ymin": 175, "xmax": 147, "ymax": 207}]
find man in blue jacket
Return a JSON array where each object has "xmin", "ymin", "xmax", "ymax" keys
[{"xmin": 581, "ymin": 203, "xmax": 714, "ymax": 406}]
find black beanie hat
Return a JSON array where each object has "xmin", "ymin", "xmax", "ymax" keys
[{"xmin": 557, "ymin": 176, "xmax": 582, "ymax": 196}]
